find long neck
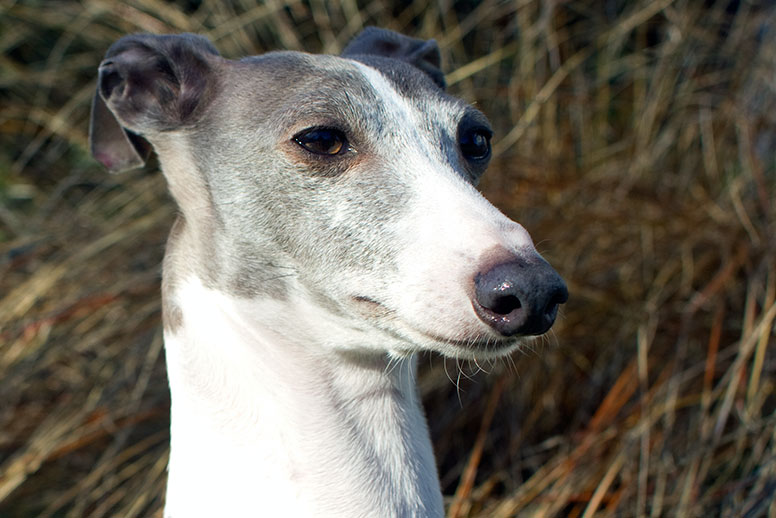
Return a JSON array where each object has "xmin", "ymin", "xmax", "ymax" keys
[{"xmin": 162, "ymin": 276, "xmax": 444, "ymax": 518}]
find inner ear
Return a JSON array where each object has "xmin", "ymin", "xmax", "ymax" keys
[{"xmin": 90, "ymin": 87, "xmax": 151, "ymax": 173}]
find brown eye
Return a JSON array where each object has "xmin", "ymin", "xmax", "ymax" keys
[{"xmin": 293, "ymin": 128, "xmax": 347, "ymax": 155}]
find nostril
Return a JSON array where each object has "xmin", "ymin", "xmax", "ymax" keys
[{"xmin": 489, "ymin": 294, "xmax": 522, "ymax": 315}]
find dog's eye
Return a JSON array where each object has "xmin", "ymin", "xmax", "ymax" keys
[
  {"xmin": 293, "ymin": 128, "xmax": 348, "ymax": 156},
  {"xmin": 460, "ymin": 128, "xmax": 492, "ymax": 161}
]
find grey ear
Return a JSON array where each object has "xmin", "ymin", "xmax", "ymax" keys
[
  {"xmin": 341, "ymin": 27, "xmax": 446, "ymax": 89},
  {"xmin": 89, "ymin": 33, "xmax": 219, "ymax": 173}
]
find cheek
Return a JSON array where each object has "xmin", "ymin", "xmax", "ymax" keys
[{"xmin": 278, "ymin": 172, "xmax": 411, "ymax": 288}]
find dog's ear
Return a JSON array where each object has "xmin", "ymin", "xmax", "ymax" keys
[
  {"xmin": 89, "ymin": 33, "xmax": 219, "ymax": 173},
  {"xmin": 90, "ymin": 89, "xmax": 151, "ymax": 173},
  {"xmin": 341, "ymin": 27, "xmax": 446, "ymax": 89}
]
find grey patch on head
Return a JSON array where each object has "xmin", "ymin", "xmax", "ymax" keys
[{"xmin": 174, "ymin": 51, "xmax": 413, "ymax": 303}]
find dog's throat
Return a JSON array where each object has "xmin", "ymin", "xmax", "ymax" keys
[{"xmin": 162, "ymin": 277, "xmax": 444, "ymax": 517}]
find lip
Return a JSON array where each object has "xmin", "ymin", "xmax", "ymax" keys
[
  {"xmin": 351, "ymin": 293, "xmax": 521, "ymax": 357},
  {"xmin": 416, "ymin": 327, "xmax": 520, "ymax": 355}
]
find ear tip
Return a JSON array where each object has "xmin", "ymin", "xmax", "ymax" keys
[
  {"xmin": 106, "ymin": 32, "xmax": 220, "ymax": 60},
  {"xmin": 93, "ymin": 150, "xmax": 145, "ymax": 173}
]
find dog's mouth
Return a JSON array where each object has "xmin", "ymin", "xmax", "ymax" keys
[
  {"xmin": 415, "ymin": 327, "xmax": 522, "ymax": 357},
  {"xmin": 350, "ymin": 294, "xmax": 521, "ymax": 359},
  {"xmin": 352, "ymin": 294, "xmax": 383, "ymax": 308},
  {"xmin": 351, "ymin": 294, "xmax": 394, "ymax": 318}
]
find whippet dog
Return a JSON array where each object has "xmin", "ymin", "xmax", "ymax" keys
[{"xmin": 90, "ymin": 27, "xmax": 568, "ymax": 518}]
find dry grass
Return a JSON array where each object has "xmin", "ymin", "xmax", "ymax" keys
[{"xmin": 1, "ymin": 1, "xmax": 774, "ymax": 516}]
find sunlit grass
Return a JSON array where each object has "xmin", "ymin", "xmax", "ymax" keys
[{"xmin": 1, "ymin": 1, "xmax": 774, "ymax": 516}]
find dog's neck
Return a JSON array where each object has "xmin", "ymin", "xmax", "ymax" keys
[{"xmin": 162, "ymin": 275, "xmax": 444, "ymax": 517}]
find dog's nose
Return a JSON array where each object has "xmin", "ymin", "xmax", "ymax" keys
[{"xmin": 473, "ymin": 257, "xmax": 568, "ymax": 336}]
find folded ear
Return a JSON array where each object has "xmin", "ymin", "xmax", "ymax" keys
[
  {"xmin": 341, "ymin": 27, "xmax": 446, "ymax": 89},
  {"xmin": 89, "ymin": 33, "xmax": 220, "ymax": 173}
]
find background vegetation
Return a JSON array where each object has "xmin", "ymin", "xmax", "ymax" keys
[{"xmin": 1, "ymin": 0, "xmax": 774, "ymax": 516}]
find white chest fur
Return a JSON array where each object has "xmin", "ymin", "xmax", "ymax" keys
[{"xmin": 162, "ymin": 277, "xmax": 443, "ymax": 518}]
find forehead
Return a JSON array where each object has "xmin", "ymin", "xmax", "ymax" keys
[{"xmin": 217, "ymin": 51, "xmax": 480, "ymax": 136}]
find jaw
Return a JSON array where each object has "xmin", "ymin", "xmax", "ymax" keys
[
  {"xmin": 341, "ymin": 292, "xmax": 525, "ymax": 360},
  {"xmin": 390, "ymin": 321, "xmax": 526, "ymax": 361}
]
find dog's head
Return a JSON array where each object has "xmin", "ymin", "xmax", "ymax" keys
[{"xmin": 90, "ymin": 29, "xmax": 567, "ymax": 360}]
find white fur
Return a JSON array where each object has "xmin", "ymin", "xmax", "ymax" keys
[{"xmin": 163, "ymin": 276, "xmax": 444, "ymax": 518}]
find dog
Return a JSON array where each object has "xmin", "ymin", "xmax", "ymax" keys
[{"xmin": 90, "ymin": 27, "xmax": 567, "ymax": 518}]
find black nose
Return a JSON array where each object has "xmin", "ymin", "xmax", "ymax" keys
[{"xmin": 473, "ymin": 257, "xmax": 568, "ymax": 336}]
